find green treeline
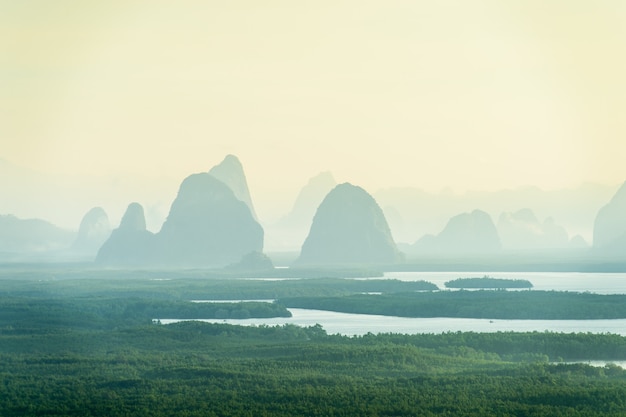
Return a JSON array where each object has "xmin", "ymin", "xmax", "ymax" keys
[
  {"xmin": 281, "ymin": 290, "xmax": 626, "ymax": 319},
  {"xmin": 0, "ymin": 272, "xmax": 436, "ymax": 300},
  {"xmin": 1, "ymin": 321, "xmax": 626, "ymax": 416},
  {"xmin": 445, "ymin": 276, "xmax": 533, "ymax": 289},
  {"xmin": 0, "ymin": 297, "xmax": 290, "ymax": 331},
  {"xmin": 371, "ymin": 331, "xmax": 626, "ymax": 362}
]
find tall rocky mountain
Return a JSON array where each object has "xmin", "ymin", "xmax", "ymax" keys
[
  {"xmin": 208, "ymin": 154, "xmax": 258, "ymax": 221},
  {"xmin": 96, "ymin": 203, "xmax": 156, "ymax": 265},
  {"xmin": 497, "ymin": 208, "xmax": 569, "ymax": 250},
  {"xmin": 593, "ymin": 181, "xmax": 626, "ymax": 253},
  {"xmin": 410, "ymin": 209, "xmax": 501, "ymax": 255},
  {"xmin": 72, "ymin": 207, "xmax": 111, "ymax": 255},
  {"xmin": 157, "ymin": 173, "xmax": 263, "ymax": 266},
  {"xmin": 96, "ymin": 158, "xmax": 264, "ymax": 267},
  {"xmin": 297, "ymin": 183, "xmax": 402, "ymax": 265}
]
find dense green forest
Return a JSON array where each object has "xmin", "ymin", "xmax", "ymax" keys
[
  {"xmin": 1, "ymin": 267, "xmax": 626, "ymax": 415},
  {"xmin": 0, "ymin": 266, "xmax": 435, "ymax": 299},
  {"xmin": 2, "ymin": 319, "xmax": 626, "ymax": 416},
  {"xmin": 445, "ymin": 276, "xmax": 533, "ymax": 289},
  {"xmin": 281, "ymin": 290, "xmax": 626, "ymax": 319}
]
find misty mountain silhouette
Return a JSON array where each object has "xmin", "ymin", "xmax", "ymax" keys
[
  {"xmin": 296, "ymin": 183, "xmax": 402, "ymax": 265},
  {"xmin": 0, "ymin": 214, "xmax": 75, "ymax": 254},
  {"xmin": 96, "ymin": 157, "xmax": 264, "ymax": 267},
  {"xmin": 410, "ymin": 209, "xmax": 501, "ymax": 255},
  {"xmin": 593, "ymin": 181, "xmax": 626, "ymax": 253},
  {"xmin": 72, "ymin": 207, "xmax": 111, "ymax": 255},
  {"xmin": 570, "ymin": 234, "xmax": 588, "ymax": 249},
  {"xmin": 497, "ymin": 208, "xmax": 569, "ymax": 250},
  {"xmin": 279, "ymin": 171, "xmax": 337, "ymax": 228},
  {"xmin": 375, "ymin": 184, "xmax": 613, "ymax": 245},
  {"xmin": 96, "ymin": 203, "xmax": 156, "ymax": 265},
  {"xmin": 157, "ymin": 173, "xmax": 263, "ymax": 266},
  {"xmin": 226, "ymin": 251, "xmax": 274, "ymax": 271},
  {"xmin": 208, "ymin": 154, "xmax": 258, "ymax": 221},
  {"xmin": 265, "ymin": 171, "xmax": 337, "ymax": 252}
]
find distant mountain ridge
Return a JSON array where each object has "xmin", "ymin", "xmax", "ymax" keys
[
  {"xmin": 410, "ymin": 209, "xmax": 501, "ymax": 255},
  {"xmin": 375, "ymin": 183, "xmax": 615, "ymax": 245},
  {"xmin": 0, "ymin": 214, "xmax": 75, "ymax": 253},
  {"xmin": 0, "ymin": 156, "xmax": 177, "ymax": 233},
  {"xmin": 0, "ymin": 153, "xmax": 620, "ymax": 264},
  {"xmin": 497, "ymin": 209, "xmax": 569, "ymax": 250}
]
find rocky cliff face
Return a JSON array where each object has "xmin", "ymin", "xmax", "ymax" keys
[
  {"xmin": 593, "ymin": 181, "xmax": 626, "ymax": 253},
  {"xmin": 412, "ymin": 209, "xmax": 501, "ymax": 255},
  {"xmin": 297, "ymin": 183, "xmax": 402, "ymax": 265},
  {"xmin": 157, "ymin": 173, "xmax": 263, "ymax": 266},
  {"xmin": 72, "ymin": 207, "xmax": 111, "ymax": 254},
  {"xmin": 96, "ymin": 203, "xmax": 156, "ymax": 265},
  {"xmin": 208, "ymin": 154, "xmax": 258, "ymax": 221}
]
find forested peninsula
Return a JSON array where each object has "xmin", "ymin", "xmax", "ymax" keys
[{"xmin": 281, "ymin": 291, "xmax": 626, "ymax": 320}]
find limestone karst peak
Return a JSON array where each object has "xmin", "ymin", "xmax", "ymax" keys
[
  {"xmin": 208, "ymin": 154, "xmax": 258, "ymax": 221},
  {"xmin": 297, "ymin": 182, "xmax": 402, "ymax": 265}
]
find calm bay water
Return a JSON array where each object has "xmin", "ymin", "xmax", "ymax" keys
[
  {"xmin": 160, "ymin": 309, "xmax": 626, "ymax": 336},
  {"xmin": 160, "ymin": 272, "xmax": 626, "ymax": 336}
]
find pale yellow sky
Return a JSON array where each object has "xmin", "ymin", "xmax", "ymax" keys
[{"xmin": 2, "ymin": 1, "xmax": 626, "ymax": 223}]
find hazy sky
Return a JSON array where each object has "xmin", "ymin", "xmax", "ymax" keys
[{"xmin": 2, "ymin": 1, "xmax": 626, "ymax": 225}]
